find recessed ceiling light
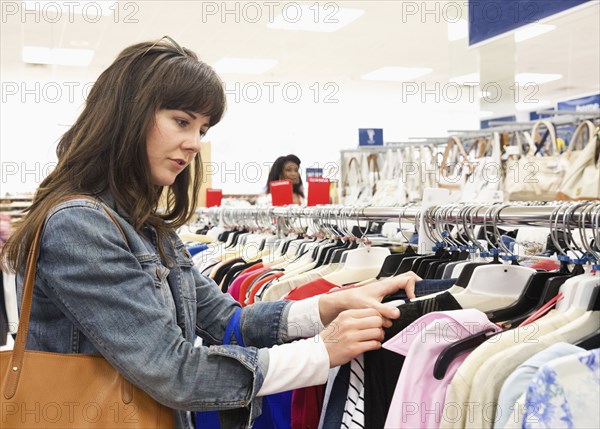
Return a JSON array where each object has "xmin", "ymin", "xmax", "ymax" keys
[
  {"xmin": 448, "ymin": 19, "xmax": 468, "ymax": 41},
  {"xmin": 514, "ymin": 24, "xmax": 556, "ymax": 43},
  {"xmin": 479, "ymin": 111, "xmax": 494, "ymax": 118},
  {"xmin": 22, "ymin": 46, "xmax": 94, "ymax": 67},
  {"xmin": 267, "ymin": 6, "xmax": 364, "ymax": 32},
  {"xmin": 23, "ymin": 1, "xmax": 117, "ymax": 16},
  {"xmin": 515, "ymin": 73, "xmax": 562, "ymax": 85},
  {"xmin": 516, "ymin": 100, "xmax": 553, "ymax": 111},
  {"xmin": 361, "ymin": 67, "xmax": 432, "ymax": 81},
  {"xmin": 213, "ymin": 58, "xmax": 278, "ymax": 74},
  {"xmin": 449, "ymin": 73, "xmax": 480, "ymax": 86}
]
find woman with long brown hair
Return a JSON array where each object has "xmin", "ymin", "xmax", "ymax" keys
[{"xmin": 1, "ymin": 37, "xmax": 416, "ymax": 428}]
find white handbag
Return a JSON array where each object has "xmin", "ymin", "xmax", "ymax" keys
[
  {"xmin": 371, "ymin": 149, "xmax": 406, "ymax": 206},
  {"xmin": 556, "ymin": 121, "xmax": 600, "ymax": 200},
  {"xmin": 503, "ymin": 120, "xmax": 567, "ymax": 201},
  {"xmin": 342, "ymin": 154, "xmax": 372, "ymax": 206},
  {"xmin": 461, "ymin": 133, "xmax": 503, "ymax": 202}
]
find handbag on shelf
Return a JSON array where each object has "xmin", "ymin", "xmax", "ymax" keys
[
  {"xmin": 370, "ymin": 149, "xmax": 406, "ymax": 206},
  {"xmin": 503, "ymin": 120, "xmax": 567, "ymax": 201},
  {"xmin": 556, "ymin": 121, "xmax": 600, "ymax": 200},
  {"xmin": 461, "ymin": 133, "xmax": 503, "ymax": 202},
  {"xmin": 437, "ymin": 136, "xmax": 472, "ymax": 191},
  {"xmin": 0, "ymin": 196, "xmax": 175, "ymax": 428},
  {"xmin": 342, "ymin": 156, "xmax": 370, "ymax": 206}
]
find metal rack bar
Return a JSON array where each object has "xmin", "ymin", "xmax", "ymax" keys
[{"xmin": 199, "ymin": 203, "xmax": 599, "ymax": 229}]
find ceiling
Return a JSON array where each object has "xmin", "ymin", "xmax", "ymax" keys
[{"xmin": 1, "ymin": 1, "xmax": 599, "ymax": 105}]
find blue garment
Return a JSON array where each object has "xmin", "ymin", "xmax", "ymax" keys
[
  {"xmin": 187, "ymin": 244, "xmax": 209, "ymax": 256},
  {"xmin": 383, "ymin": 278, "xmax": 456, "ymax": 302},
  {"xmin": 18, "ymin": 195, "xmax": 301, "ymax": 429},
  {"xmin": 321, "ymin": 363, "xmax": 350, "ymax": 428},
  {"xmin": 522, "ymin": 348, "xmax": 600, "ymax": 428}
]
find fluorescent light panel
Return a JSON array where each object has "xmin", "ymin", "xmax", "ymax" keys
[
  {"xmin": 479, "ymin": 111, "xmax": 495, "ymax": 118},
  {"xmin": 23, "ymin": 1, "xmax": 117, "ymax": 16},
  {"xmin": 515, "ymin": 73, "xmax": 562, "ymax": 85},
  {"xmin": 22, "ymin": 46, "xmax": 94, "ymax": 66},
  {"xmin": 267, "ymin": 6, "xmax": 364, "ymax": 32},
  {"xmin": 449, "ymin": 73, "xmax": 480, "ymax": 86},
  {"xmin": 514, "ymin": 24, "xmax": 556, "ymax": 43},
  {"xmin": 213, "ymin": 58, "xmax": 278, "ymax": 74},
  {"xmin": 448, "ymin": 19, "xmax": 468, "ymax": 41},
  {"xmin": 361, "ymin": 67, "xmax": 432, "ymax": 81}
]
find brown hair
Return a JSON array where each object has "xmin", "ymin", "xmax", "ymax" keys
[{"xmin": 2, "ymin": 38, "xmax": 226, "ymax": 272}]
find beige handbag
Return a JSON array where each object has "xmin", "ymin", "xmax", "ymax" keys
[
  {"xmin": 0, "ymin": 197, "xmax": 175, "ymax": 428},
  {"xmin": 438, "ymin": 136, "xmax": 472, "ymax": 191},
  {"xmin": 461, "ymin": 134, "xmax": 503, "ymax": 202},
  {"xmin": 556, "ymin": 121, "xmax": 600, "ymax": 200},
  {"xmin": 503, "ymin": 120, "xmax": 567, "ymax": 201}
]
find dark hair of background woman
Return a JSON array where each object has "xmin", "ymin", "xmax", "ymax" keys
[{"xmin": 266, "ymin": 154, "xmax": 304, "ymax": 198}]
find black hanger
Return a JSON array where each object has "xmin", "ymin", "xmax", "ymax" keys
[
  {"xmin": 500, "ymin": 275, "xmax": 571, "ymax": 329},
  {"xmin": 485, "ymin": 271, "xmax": 561, "ymax": 323},
  {"xmin": 313, "ymin": 239, "xmax": 344, "ymax": 268},
  {"xmin": 330, "ymin": 241, "xmax": 359, "ymax": 264},
  {"xmin": 375, "ymin": 249, "xmax": 418, "ymax": 279},
  {"xmin": 433, "ymin": 327, "xmax": 499, "ymax": 380}
]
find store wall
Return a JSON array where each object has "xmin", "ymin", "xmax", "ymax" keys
[{"xmin": 0, "ymin": 75, "xmax": 479, "ymax": 195}]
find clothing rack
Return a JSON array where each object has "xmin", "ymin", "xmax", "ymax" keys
[{"xmin": 198, "ymin": 202, "xmax": 600, "ymax": 257}]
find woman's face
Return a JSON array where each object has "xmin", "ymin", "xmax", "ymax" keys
[
  {"xmin": 146, "ymin": 109, "xmax": 209, "ymax": 186},
  {"xmin": 281, "ymin": 161, "xmax": 300, "ymax": 184}
]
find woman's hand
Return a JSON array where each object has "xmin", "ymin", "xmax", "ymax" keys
[
  {"xmin": 319, "ymin": 308, "xmax": 385, "ymax": 367},
  {"xmin": 318, "ymin": 272, "xmax": 421, "ymax": 326}
]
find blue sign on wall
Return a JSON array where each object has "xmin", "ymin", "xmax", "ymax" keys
[
  {"xmin": 480, "ymin": 115, "xmax": 516, "ymax": 129},
  {"xmin": 557, "ymin": 94, "xmax": 600, "ymax": 112},
  {"xmin": 358, "ymin": 128, "xmax": 383, "ymax": 146},
  {"xmin": 469, "ymin": 0, "xmax": 591, "ymax": 46}
]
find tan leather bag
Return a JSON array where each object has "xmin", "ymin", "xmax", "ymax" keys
[
  {"xmin": 503, "ymin": 120, "xmax": 567, "ymax": 201},
  {"xmin": 438, "ymin": 136, "xmax": 472, "ymax": 191},
  {"xmin": 0, "ymin": 197, "xmax": 175, "ymax": 428},
  {"xmin": 556, "ymin": 122, "xmax": 600, "ymax": 200}
]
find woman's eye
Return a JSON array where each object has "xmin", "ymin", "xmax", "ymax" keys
[{"xmin": 176, "ymin": 119, "xmax": 189, "ymax": 127}]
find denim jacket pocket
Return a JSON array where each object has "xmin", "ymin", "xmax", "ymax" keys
[{"xmin": 137, "ymin": 254, "xmax": 176, "ymax": 312}]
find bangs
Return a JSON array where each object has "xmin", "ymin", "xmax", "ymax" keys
[{"xmin": 159, "ymin": 58, "xmax": 226, "ymax": 127}]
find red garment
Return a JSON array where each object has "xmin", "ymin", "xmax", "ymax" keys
[
  {"xmin": 283, "ymin": 278, "xmax": 339, "ymax": 301},
  {"xmin": 285, "ymin": 278, "xmax": 333, "ymax": 429},
  {"xmin": 530, "ymin": 260, "xmax": 560, "ymax": 271},
  {"xmin": 291, "ymin": 385, "xmax": 324, "ymax": 429},
  {"xmin": 247, "ymin": 272, "xmax": 285, "ymax": 305},
  {"xmin": 238, "ymin": 267, "xmax": 271, "ymax": 306}
]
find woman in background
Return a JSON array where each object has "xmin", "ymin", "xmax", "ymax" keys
[{"xmin": 265, "ymin": 154, "xmax": 304, "ymax": 205}]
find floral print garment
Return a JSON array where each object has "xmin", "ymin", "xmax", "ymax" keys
[{"xmin": 522, "ymin": 348, "xmax": 600, "ymax": 428}]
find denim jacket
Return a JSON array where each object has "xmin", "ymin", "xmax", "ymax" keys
[{"xmin": 18, "ymin": 196, "xmax": 296, "ymax": 428}]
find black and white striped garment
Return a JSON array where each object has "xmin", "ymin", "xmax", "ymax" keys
[{"xmin": 341, "ymin": 355, "xmax": 365, "ymax": 429}]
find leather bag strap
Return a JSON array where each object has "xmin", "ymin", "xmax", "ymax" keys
[{"xmin": 4, "ymin": 195, "xmax": 128, "ymax": 399}]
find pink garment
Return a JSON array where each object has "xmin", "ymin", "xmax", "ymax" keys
[
  {"xmin": 382, "ymin": 309, "xmax": 500, "ymax": 429},
  {"xmin": 227, "ymin": 271, "xmax": 255, "ymax": 302}
]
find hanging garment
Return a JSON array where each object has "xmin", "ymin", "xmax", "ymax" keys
[
  {"xmin": 383, "ymin": 309, "xmax": 501, "ymax": 429},
  {"xmin": 495, "ymin": 342, "xmax": 584, "ymax": 429},
  {"xmin": 520, "ymin": 348, "xmax": 600, "ymax": 429},
  {"xmin": 340, "ymin": 355, "xmax": 365, "ymax": 429},
  {"xmin": 364, "ymin": 292, "xmax": 463, "ymax": 429}
]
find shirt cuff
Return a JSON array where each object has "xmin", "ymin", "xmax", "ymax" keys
[
  {"xmin": 286, "ymin": 295, "xmax": 325, "ymax": 339},
  {"xmin": 257, "ymin": 335, "xmax": 330, "ymax": 396}
]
